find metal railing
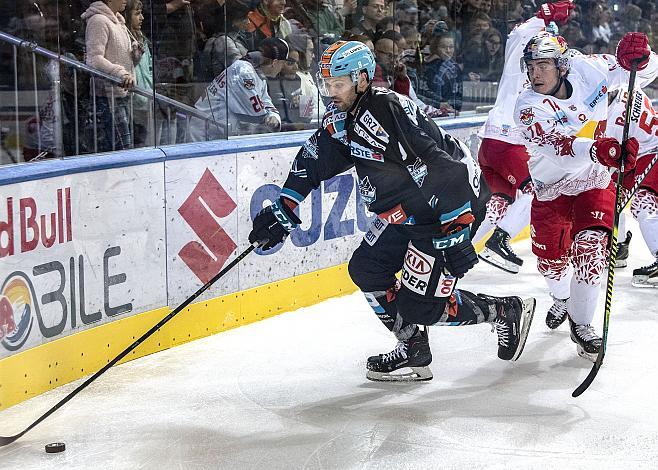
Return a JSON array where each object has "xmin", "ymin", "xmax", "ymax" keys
[{"xmin": 0, "ymin": 31, "xmax": 224, "ymax": 163}]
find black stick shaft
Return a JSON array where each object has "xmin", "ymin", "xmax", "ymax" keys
[
  {"xmin": 0, "ymin": 244, "xmax": 257, "ymax": 446},
  {"xmin": 573, "ymin": 63, "xmax": 638, "ymax": 397}
]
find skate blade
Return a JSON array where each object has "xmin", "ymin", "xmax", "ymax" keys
[
  {"xmin": 510, "ymin": 297, "xmax": 536, "ymax": 361},
  {"xmin": 366, "ymin": 366, "xmax": 433, "ymax": 382},
  {"xmin": 478, "ymin": 249, "xmax": 521, "ymax": 274},
  {"xmin": 576, "ymin": 345, "xmax": 598, "ymax": 363},
  {"xmin": 631, "ymin": 275, "xmax": 658, "ymax": 288}
]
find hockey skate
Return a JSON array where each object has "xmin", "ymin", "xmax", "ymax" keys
[
  {"xmin": 614, "ymin": 231, "xmax": 632, "ymax": 268},
  {"xmin": 569, "ymin": 318, "xmax": 602, "ymax": 362},
  {"xmin": 632, "ymin": 258, "xmax": 658, "ymax": 288},
  {"xmin": 485, "ymin": 295, "xmax": 536, "ymax": 361},
  {"xmin": 545, "ymin": 297, "xmax": 568, "ymax": 330},
  {"xmin": 478, "ymin": 227, "xmax": 524, "ymax": 274},
  {"xmin": 366, "ymin": 328, "xmax": 433, "ymax": 382}
]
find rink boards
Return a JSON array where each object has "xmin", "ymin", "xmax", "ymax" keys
[{"xmin": 0, "ymin": 117, "xmax": 490, "ymax": 411}]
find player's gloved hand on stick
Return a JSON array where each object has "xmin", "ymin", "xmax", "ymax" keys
[
  {"xmin": 535, "ymin": 1, "xmax": 574, "ymax": 26},
  {"xmin": 439, "ymin": 212, "xmax": 478, "ymax": 278},
  {"xmin": 444, "ymin": 240, "xmax": 478, "ymax": 278},
  {"xmin": 249, "ymin": 198, "xmax": 301, "ymax": 250},
  {"xmin": 590, "ymin": 137, "xmax": 638, "ymax": 171},
  {"xmin": 616, "ymin": 32, "xmax": 651, "ymax": 71}
]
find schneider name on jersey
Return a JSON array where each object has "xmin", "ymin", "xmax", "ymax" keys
[
  {"xmin": 280, "ymin": 86, "xmax": 485, "ymax": 228},
  {"xmin": 514, "ymin": 52, "xmax": 658, "ymax": 201}
]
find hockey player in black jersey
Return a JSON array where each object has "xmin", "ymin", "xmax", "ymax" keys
[{"xmin": 249, "ymin": 40, "xmax": 536, "ymax": 382}]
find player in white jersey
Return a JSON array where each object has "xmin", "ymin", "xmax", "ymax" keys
[
  {"xmin": 607, "ymin": 86, "xmax": 658, "ymax": 287},
  {"xmin": 514, "ymin": 32, "xmax": 655, "ymax": 361},
  {"xmin": 475, "ymin": 1, "xmax": 574, "ymax": 274},
  {"xmin": 188, "ymin": 37, "xmax": 288, "ymax": 141}
]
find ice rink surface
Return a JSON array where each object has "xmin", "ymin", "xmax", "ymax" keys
[{"xmin": 1, "ymin": 217, "xmax": 658, "ymax": 470}]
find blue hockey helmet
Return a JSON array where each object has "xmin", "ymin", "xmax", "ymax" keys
[{"xmin": 317, "ymin": 40, "xmax": 376, "ymax": 96}]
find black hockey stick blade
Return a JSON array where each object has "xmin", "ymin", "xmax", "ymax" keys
[
  {"xmin": 572, "ymin": 349, "xmax": 605, "ymax": 397},
  {"xmin": 0, "ymin": 243, "xmax": 258, "ymax": 446}
]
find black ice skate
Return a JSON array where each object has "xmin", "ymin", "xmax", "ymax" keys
[
  {"xmin": 631, "ymin": 258, "xmax": 658, "ymax": 288},
  {"xmin": 366, "ymin": 328, "xmax": 433, "ymax": 382},
  {"xmin": 569, "ymin": 318, "xmax": 602, "ymax": 362},
  {"xmin": 485, "ymin": 295, "xmax": 536, "ymax": 361},
  {"xmin": 615, "ymin": 231, "xmax": 632, "ymax": 268},
  {"xmin": 478, "ymin": 227, "xmax": 524, "ymax": 274},
  {"xmin": 545, "ymin": 297, "xmax": 568, "ymax": 330}
]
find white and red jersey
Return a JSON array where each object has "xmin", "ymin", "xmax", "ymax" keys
[
  {"xmin": 479, "ymin": 17, "xmax": 546, "ymax": 145},
  {"xmin": 607, "ymin": 87, "xmax": 658, "ymax": 159},
  {"xmin": 189, "ymin": 59, "xmax": 280, "ymax": 141},
  {"xmin": 514, "ymin": 53, "xmax": 658, "ymax": 201}
]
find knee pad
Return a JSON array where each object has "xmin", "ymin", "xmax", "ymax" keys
[
  {"xmin": 572, "ymin": 229, "xmax": 608, "ymax": 286},
  {"xmin": 348, "ymin": 250, "xmax": 394, "ymax": 292},
  {"xmin": 631, "ymin": 188, "xmax": 658, "ymax": 219},
  {"xmin": 537, "ymin": 254, "xmax": 572, "ymax": 300}
]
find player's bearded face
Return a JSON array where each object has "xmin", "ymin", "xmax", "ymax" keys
[
  {"xmin": 527, "ymin": 59, "xmax": 561, "ymax": 95},
  {"xmin": 323, "ymin": 76, "xmax": 358, "ymax": 111}
]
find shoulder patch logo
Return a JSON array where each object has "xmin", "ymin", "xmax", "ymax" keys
[
  {"xmin": 519, "ymin": 107, "xmax": 534, "ymax": 125},
  {"xmin": 243, "ymin": 78, "xmax": 255, "ymax": 90}
]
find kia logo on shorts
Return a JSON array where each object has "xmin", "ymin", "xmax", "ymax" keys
[{"xmin": 405, "ymin": 247, "xmax": 432, "ymax": 275}]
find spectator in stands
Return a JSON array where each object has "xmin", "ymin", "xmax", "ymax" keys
[
  {"xmin": 422, "ymin": 32, "xmax": 462, "ymax": 114},
  {"xmin": 188, "ymin": 37, "xmax": 288, "ymax": 141},
  {"xmin": 248, "ymin": 0, "xmax": 292, "ymax": 46},
  {"xmin": 395, "ymin": 0, "xmax": 419, "ymax": 29},
  {"xmin": 301, "ymin": 0, "xmax": 346, "ymax": 39},
  {"xmin": 372, "ymin": 30, "xmax": 403, "ymax": 88},
  {"xmin": 272, "ymin": 48, "xmax": 303, "ymax": 130},
  {"xmin": 350, "ymin": 0, "xmax": 387, "ymax": 41},
  {"xmin": 287, "ymin": 33, "xmax": 325, "ymax": 121},
  {"xmin": 200, "ymin": 1, "xmax": 252, "ymax": 80},
  {"xmin": 466, "ymin": 27, "xmax": 504, "ymax": 82},
  {"xmin": 82, "ymin": 0, "xmax": 136, "ymax": 151},
  {"xmin": 589, "ymin": 3, "xmax": 612, "ymax": 47},
  {"xmin": 123, "ymin": 0, "xmax": 154, "ymax": 147}
]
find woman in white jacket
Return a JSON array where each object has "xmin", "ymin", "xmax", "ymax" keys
[{"xmin": 82, "ymin": 0, "xmax": 136, "ymax": 151}]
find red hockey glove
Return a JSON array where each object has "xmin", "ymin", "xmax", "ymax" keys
[
  {"xmin": 590, "ymin": 137, "xmax": 638, "ymax": 171},
  {"xmin": 621, "ymin": 137, "xmax": 639, "ymax": 171},
  {"xmin": 535, "ymin": 1, "xmax": 574, "ymax": 26},
  {"xmin": 616, "ymin": 32, "xmax": 651, "ymax": 71}
]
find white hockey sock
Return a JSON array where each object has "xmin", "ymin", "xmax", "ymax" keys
[
  {"xmin": 618, "ymin": 211, "xmax": 627, "ymax": 239},
  {"xmin": 497, "ymin": 192, "xmax": 532, "ymax": 238},
  {"xmin": 631, "ymin": 189, "xmax": 658, "ymax": 257}
]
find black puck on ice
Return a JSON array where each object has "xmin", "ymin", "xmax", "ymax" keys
[{"xmin": 45, "ymin": 442, "xmax": 66, "ymax": 453}]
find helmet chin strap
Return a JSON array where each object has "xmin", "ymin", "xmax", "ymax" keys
[
  {"xmin": 347, "ymin": 82, "xmax": 371, "ymax": 114},
  {"xmin": 548, "ymin": 70, "xmax": 564, "ymax": 97}
]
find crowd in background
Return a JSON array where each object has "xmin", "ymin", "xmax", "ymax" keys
[{"xmin": 1, "ymin": 0, "xmax": 658, "ymax": 162}]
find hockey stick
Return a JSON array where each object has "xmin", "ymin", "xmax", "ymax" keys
[
  {"xmin": 572, "ymin": 62, "xmax": 639, "ymax": 398},
  {"xmin": 619, "ymin": 150, "xmax": 658, "ymax": 210},
  {"xmin": 0, "ymin": 243, "xmax": 258, "ymax": 446}
]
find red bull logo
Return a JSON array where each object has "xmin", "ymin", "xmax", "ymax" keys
[{"xmin": 0, "ymin": 273, "xmax": 36, "ymax": 351}]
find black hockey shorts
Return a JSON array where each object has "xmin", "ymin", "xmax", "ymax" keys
[{"xmin": 348, "ymin": 218, "xmax": 457, "ymax": 326}]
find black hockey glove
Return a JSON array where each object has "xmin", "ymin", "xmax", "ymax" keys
[
  {"xmin": 249, "ymin": 198, "xmax": 301, "ymax": 250},
  {"xmin": 443, "ymin": 240, "xmax": 478, "ymax": 278},
  {"xmin": 437, "ymin": 212, "xmax": 478, "ymax": 278}
]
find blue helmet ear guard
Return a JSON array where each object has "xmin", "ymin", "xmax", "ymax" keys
[{"xmin": 317, "ymin": 41, "xmax": 376, "ymax": 95}]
